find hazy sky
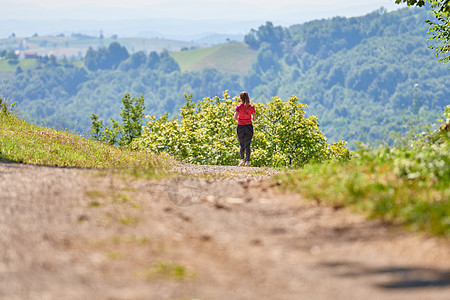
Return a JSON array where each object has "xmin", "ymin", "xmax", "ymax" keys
[
  {"xmin": 4, "ymin": 0, "xmax": 402, "ymax": 9},
  {"xmin": 1, "ymin": 0, "xmax": 409, "ymax": 39},
  {"xmin": 3, "ymin": 0, "xmax": 405, "ymax": 22}
]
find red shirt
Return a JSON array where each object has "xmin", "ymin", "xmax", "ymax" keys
[{"xmin": 235, "ymin": 104, "xmax": 255, "ymax": 125}]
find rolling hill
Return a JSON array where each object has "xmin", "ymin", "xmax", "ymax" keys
[{"xmin": 170, "ymin": 42, "xmax": 256, "ymax": 74}]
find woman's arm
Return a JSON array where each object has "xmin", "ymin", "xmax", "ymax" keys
[
  {"xmin": 251, "ymin": 112, "xmax": 256, "ymax": 121},
  {"xmin": 234, "ymin": 111, "xmax": 239, "ymax": 121}
]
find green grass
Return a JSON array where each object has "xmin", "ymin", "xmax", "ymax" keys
[
  {"xmin": 70, "ymin": 58, "xmax": 85, "ymax": 68},
  {"xmin": 0, "ymin": 112, "xmax": 174, "ymax": 177},
  {"xmin": 275, "ymin": 134, "xmax": 450, "ymax": 236},
  {"xmin": 171, "ymin": 42, "xmax": 256, "ymax": 74},
  {"xmin": 0, "ymin": 59, "xmax": 37, "ymax": 73},
  {"xmin": 171, "ymin": 46, "xmax": 218, "ymax": 69},
  {"xmin": 139, "ymin": 260, "xmax": 196, "ymax": 281}
]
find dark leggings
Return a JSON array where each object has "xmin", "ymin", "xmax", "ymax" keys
[{"xmin": 237, "ymin": 124, "xmax": 253, "ymax": 161}]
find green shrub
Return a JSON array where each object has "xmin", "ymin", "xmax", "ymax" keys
[
  {"xmin": 131, "ymin": 91, "xmax": 351, "ymax": 167},
  {"xmin": 91, "ymin": 92, "xmax": 145, "ymax": 147}
]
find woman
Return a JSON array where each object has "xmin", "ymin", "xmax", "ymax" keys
[{"xmin": 234, "ymin": 91, "xmax": 256, "ymax": 167}]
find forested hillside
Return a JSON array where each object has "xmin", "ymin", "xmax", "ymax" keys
[
  {"xmin": 244, "ymin": 7, "xmax": 449, "ymax": 146},
  {"xmin": 2, "ymin": 7, "xmax": 448, "ymax": 147}
]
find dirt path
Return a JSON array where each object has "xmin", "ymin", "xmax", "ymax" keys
[{"xmin": 1, "ymin": 162, "xmax": 449, "ymax": 299}]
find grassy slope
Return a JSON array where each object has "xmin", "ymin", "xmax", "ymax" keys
[
  {"xmin": 0, "ymin": 59, "xmax": 37, "ymax": 72},
  {"xmin": 276, "ymin": 131, "xmax": 450, "ymax": 236},
  {"xmin": 171, "ymin": 42, "xmax": 256, "ymax": 74},
  {"xmin": 0, "ymin": 112, "xmax": 172, "ymax": 177}
]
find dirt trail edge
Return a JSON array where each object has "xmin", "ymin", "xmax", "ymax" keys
[{"xmin": 1, "ymin": 162, "xmax": 449, "ymax": 300}]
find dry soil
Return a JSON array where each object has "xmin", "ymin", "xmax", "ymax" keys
[{"xmin": 0, "ymin": 162, "xmax": 449, "ymax": 300}]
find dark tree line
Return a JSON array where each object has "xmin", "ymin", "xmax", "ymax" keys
[{"xmin": 84, "ymin": 42, "xmax": 129, "ymax": 71}]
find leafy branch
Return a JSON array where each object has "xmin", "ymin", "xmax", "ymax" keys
[
  {"xmin": 396, "ymin": 0, "xmax": 450, "ymax": 62},
  {"xmin": 91, "ymin": 93, "xmax": 145, "ymax": 147}
]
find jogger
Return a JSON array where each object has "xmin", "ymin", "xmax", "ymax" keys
[{"xmin": 234, "ymin": 91, "xmax": 256, "ymax": 166}]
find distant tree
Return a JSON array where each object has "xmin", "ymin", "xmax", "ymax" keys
[
  {"xmin": 396, "ymin": 0, "xmax": 450, "ymax": 62},
  {"xmin": 63, "ymin": 67, "xmax": 88, "ymax": 95},
  {"xmin": 84, "ymin": 47, "xmax": 98, "ymax": 71},
  {"xmin": 158, "ymin": 50, "xmax": 180, "ymax": 73},
  {"xmin": 244, "ymin": 22, "xmax": 290, "ymax": 55},
  {"xmin": 32, "ymin": 33, "xmax": 38, "ymax": 37},
  {"xmin": 49, "ymin": 55, "xmax": 58, "ymax": 66},
  {"xmin": 72, "ymin": 33, "xmax": 95, "ymax": 39},
  {"xmin": 107, "ymin": 42, "xmax": 129, "ymax": 68},
  {"xmin": 62, "ymin": 55, "xmax": 70, "ymax": 67},
  {"xmin": 15, "ymin": 66, "xmax": 23, "ymax": 75},
  {"xmin": 244, "ymin": 29, "xmax": 259, "ymax": 49},
  {"xmin": 243, "ymin": 70, "xmax": 264, "ymax": 89},
  {"xmin": 147, "ymin": 51, "xmax": 160, "ymax": 69},
  {"xmin": 120, "ymin": 51, "xmax": 147, "ymax": 71},
  {"xmin": 84, "ymin": 42, "xmax": 129, "ymax": 71},
  {"xmin": 130, "ymin": 51, "xmax": 147, "ymax": 68},
  {"xmin": 256, "ymin": 45, "xmax": 281, "ymax": 73},
  {"xmin": 38, "ymin": 55, "xmax": 50, "ymax": 65},
  {"xmin": 96, "ymin": 47, "xmax": 109, "ymax": 69}
]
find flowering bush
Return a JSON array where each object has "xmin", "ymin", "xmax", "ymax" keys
[{"xmin": 132, "ymin": 91, "xmax": 351, "ymax": 167}]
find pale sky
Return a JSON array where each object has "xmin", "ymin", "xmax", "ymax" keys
[
  {"xmin": 1, "ymin": 0, "xmax": 408, "ymax": 39},
  {"xmin": 4, "ymin": 0, "xmax": 400, "ymax": 9},
  {"xmin": 2, "ymin": 0, "xmax": 405, "ymax": 21}
]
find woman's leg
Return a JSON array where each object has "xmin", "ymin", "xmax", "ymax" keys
[
  {"xmin": 243, "ymin": 125, "xmax": 253, "ymax": 162},
  {"xmin": 237, "ymin": 125, "xmax": 246, "ymax": 160}
]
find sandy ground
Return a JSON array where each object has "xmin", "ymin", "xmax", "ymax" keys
[{"xmin": 0, "ymin": 161, "xmax": 449, "ymax": 300}]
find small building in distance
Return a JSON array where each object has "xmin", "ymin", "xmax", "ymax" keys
[{"xmin": 24, "ymin": 51, "xmax": 37, "ymax": 59}]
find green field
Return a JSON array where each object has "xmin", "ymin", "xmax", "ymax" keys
[
  {"xmin": 170, "ymin": 42, "xmax": 256, "ymax": 74},
  {"xmin": 0, "ymin": 59, "xmax": 37, "ymax": 72}
]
